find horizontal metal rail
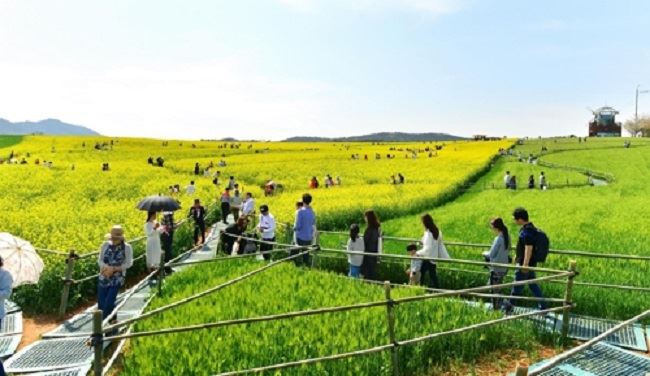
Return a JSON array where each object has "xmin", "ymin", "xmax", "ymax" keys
[
  {"xmin": 213, "ymin": 305, "xmax": 568, "ymax": 376},
  {"xmin": 319, "ymin": 231, "xmax": 650, "ymax": 261}
]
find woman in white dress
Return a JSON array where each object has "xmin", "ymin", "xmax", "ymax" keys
[{"xmin": 144, "ymin": 211, "xmax": 163, "ymax": 271}]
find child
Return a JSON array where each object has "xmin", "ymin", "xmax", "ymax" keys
[
  {"xmin": 406, "ymin": 243, "xmax": 422, "ymax": 285},
  {"xmin": 347, "ymin": 224, "xmax": 364, "ymax": 278}
]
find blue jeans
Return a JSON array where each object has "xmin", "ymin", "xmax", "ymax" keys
[
  {"xmin": 349, "ymin": 265, "xmax": 361, "ymax": 278},
  {"xmin": 98, "ymin": 283, "xmax": 121, "ymax": 320},
  {"xmin": 291, "ymin": 239, "xmax": 312, "ymax": 267},
  {"xmin": 508, "ymin": 269, "xmax": 546, "ymax": 310}
]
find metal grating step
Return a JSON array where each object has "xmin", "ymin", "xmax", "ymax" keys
[
  {"xmin": 18, "ymin": 365, "xmax": 91, "ymax": 376},
  {"xmin": 43, "ymin": 311, "xmax": 137, "ymax": 338},
  {"xmin": 555, "ymin": 315, "xmax": 648, "ymax": 351},
  {"xmin": 1, "ymin": 311, "xmax": 23, "ymax": 334},
  {"xmin": 116, "ymin": 293, "xmax": 150, "ymax": 313},
  {"xmin": 0, "ymin": 335, "xmax": 22, "ymax": 358},
  {"xmin": 4, "ymin": 338, "xmax": 94, "ymax": 373},
  {"xmin": 528, "ymin": 342, "xmax": 650, "ymax": 376},
  {"xmin": 5, "ymin": 300, "xmax": 20, "ymax": 315}
]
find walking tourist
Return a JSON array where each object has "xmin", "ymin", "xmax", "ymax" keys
[
  {"xmin": 406, "ymin": 243, "xmax": 422, "ymax": 285},
  {"xmin": 257, "ymin": 205, "xmax": 276, "ymax": 260},
  {"xmin": 189, "ymin": 199, "xmax": 206, "ymax": 245},
  {"xmin": 346, "ymin": 224, "xmax": 364, "ymax": 278},
  {"xmin": 97, "ymin": 226, "xmax": 133, "ymax": 320},
  {"xmin": 230, "ymin": 190, "xmax": 242, "ymax": 220},
  {"xmin": 485, "ymin": 218, "xmax": 511, "ymax": 309},
  {"xmin": 292, "ymin": 193, "xmax": 316, "ymax": 266},
  {"xmin": 361, "ymin": 210, "xmax": 382, "ymax": 281},
  {"xmin": 145, "ymin": 212, "xmax": 163, "ymax": 271},
  {"xmin": 504, "ymin": 171, "xmax": 511, "ymax": 189},
  {"xmin": 220, "ymin": 188, "xmax": 231, "ymax": 224},
  {"xmin": 416, "ymin": 214, "xmax": 450, "ymax": 288},
  {"xmin": 503, "ymin": 207, "xmax": 546, "ymax": 313},
  {"xmin": 242, "ymin": 192, "xmax": 256, "ymax": 218}
]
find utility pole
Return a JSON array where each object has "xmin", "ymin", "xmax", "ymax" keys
[{"xmin": 636, "ymin": 85, "xmax": 649, "ymax": 121}]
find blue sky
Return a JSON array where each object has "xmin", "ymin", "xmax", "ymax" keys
[{"xmin": 1, "ymin": 0, "xmax": 649, "ymax": 139}]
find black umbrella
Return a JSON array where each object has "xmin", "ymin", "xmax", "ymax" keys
[{"xmin": 136, "ymin": 195, "xmax": 181, "ymax": 212}]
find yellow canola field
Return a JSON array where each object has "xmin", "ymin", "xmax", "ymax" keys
[{"xmin": 0, "ymin": 136, "xmax": 512, "ymax": 253}]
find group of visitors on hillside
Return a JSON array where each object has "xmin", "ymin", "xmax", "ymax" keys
[
  {"xmin": 344, "ymin": 206, "xmax": 547, "ymax": 314},
  {"xmin": 94, "ymin": 166, "xmax": 549, "ymax": 320},
  {"xmin": 504, "ymin": 171, "xmax": 547, "ymax": 190}
]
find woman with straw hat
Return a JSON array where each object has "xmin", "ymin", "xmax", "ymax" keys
[{"xmin": 97, "ymin": 225, "xmax": 133, "ymax": 320}]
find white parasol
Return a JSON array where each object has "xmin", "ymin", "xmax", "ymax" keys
[{"xmin": 0, "ymin": 233, "xmax": 45, "ymax": 287}]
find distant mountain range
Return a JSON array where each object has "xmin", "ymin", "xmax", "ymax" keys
[
  {"xmin": 0, "ymin": 118, "xmax": 99, "ymax": 136},
  {"xmin": 283, "ymin": 132, "xmax": 466, "ymax": 142}
]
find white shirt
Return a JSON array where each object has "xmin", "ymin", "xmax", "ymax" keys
[
  {"xmin": 347, "ymin": 237, "xmax": 365, "ymax": 267},
  {"xmin": 504, "ymin": 174, "xmax": 511, "ymax": 185},
  {"xmin": 416, "ymin": 230, "xmax": 449, "ymax": 260},
  {"xmin": 186, "ymin": 184, "xmax": 196, "ymax": 195},
  {"xmin": 242, "ymin": 198, "xmax": 255, "ymax": 215},
  {"xmin": 258, "ymin": 213, "xmax": 276, "ymax": 239}
]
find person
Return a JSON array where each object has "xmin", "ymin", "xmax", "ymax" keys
[
  {"xmin": 241, "ymin": 192, "xmax": 255, "ymax": 218},
  {"xmin": 160, "ymin": 212, "xmax": 175, "ymax": 267},
  {"xmin": 528, "ymin": 175, "xmax": 535, "ymax": 189},
  {"xmin": 97, "ymin": 226, "xmax": 133, "ymax": 320},
  {"xmin": 504, "ymin": 171, "xmax": 511, "ymax": 189},
  {"xmin": 324, "ymin": 175, "xmax": 331, "ymax": 188},
  {"xmin": 227, "ymin": 176, "xmax": 236, "ymax": 190},
  {"xmin": 336, "ymin": 176, "xmax": 342, "ymax": 186},
  {"xmin": 220, "ymin": 188, "xmax": 231, "ymax": 224},
  {"xmin": 222, "ymin": 217, "xmax": 248, "ymax": 255},
  {"xmin": 230, "ymin": 190, "xmax": 243, "ymax": 220},
  {"xmin": 391, "ymin": 175, "xmax": 397, "ymax": 185},
  {"xmin": 292, "ymin": 193, "xmax": 316, "ymax": 266},
  {"xmin": 539, "ymin": 172, "xmax": 547, "ymax": 190},
  {"xmin": 406, "ymin": 243, "xmax": 422, "ymax": 285},
  {"xmin": 346, "ymin": 224, "xmax": 364, "ymax": 278},
  {"xmin": 144, "ymin": 212, "xmax": 163, "ymax": 271},
  {"xmin": 0, "ymin": 256, "xmax": 14, "ymax": 327},
  {"xmin": 0, "ymin": 255, "xmax": 11, "ymax": 375},
  {"xmin": 504, "ymin": 208, "xmax": 546, "ymax": 313},
  {"xmin": 293, "ymin": 201, "xmax": 304, "ymax": 243},
  {"xmin": 189, "ymin": 199, "xmax": 206, "ymax": 245},
  {"xmin": 194, "ymin": 162, "xmax": 200, "ymax": 175},
  {"xmin": 361, "ymin": 210, "xmax": 382, "ymax": 281},
  {"xmin": 398, "ymin": 173, "xmax": 405, "ymax": 184},
  {"xmin": 416, "ymin": 214, "xmax": 449, "ymax": 288},
  {"xmin": 186, "ymin": 180, "xmax": 196, "ymax": 195},
  {"xmin": 509, "ymin": 175, "xmax": 517, "ymax": 190},
  {"xmin": 257, "ymin": 205, "xmax": 276, "ymax": 261},
  {"xmin": 485, "ymin": 218, "xmax": 511, "ymax": 310}
]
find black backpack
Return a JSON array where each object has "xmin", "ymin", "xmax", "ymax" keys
[{"xmin": 533, "ymin": 228, "xmax": 550, "ymax": 263}]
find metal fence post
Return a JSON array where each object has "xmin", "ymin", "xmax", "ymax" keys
[
  {"xmin": 158, "ymin": 250, "xmax": 166, "ymax": 296},
  {"xmin": 59, "ymin": 249, "xmax": 77, "ymax": 318},
  {"xmin": 515, "ymin": 362, "xmax": 529, "ymax": 376},
  {"xmin": 561, "ymin": 260, "xmax": 577, "ymax": 346},
  {"xmin": 384, "ymin": 281, "xmax": 400, "ymax": 376},
  {"xmin": 92, "ymin": 309, "xmax": 103, "ymax": 376}
]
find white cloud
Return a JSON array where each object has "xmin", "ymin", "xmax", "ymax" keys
[
  {"xmin": 0, "ymin": 59, "xmax": 344, "ymax": 140},
  {"xmin": 277, "ymin": 0, "xmax": 466, "ymax": 16}
]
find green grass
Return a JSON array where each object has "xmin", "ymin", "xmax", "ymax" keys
[
  {"xmin": 322, "ymin": 137, "xmax": 650, "ymax": 321},
  {"xmin": 0, "ymin": 135, "xmax": 23, "ymax": 149},
  {"xmin": 123, "ymin": 260, "xmax": 544, "ymax": 375}
]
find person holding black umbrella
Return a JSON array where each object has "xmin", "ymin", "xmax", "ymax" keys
[{"xmin": 144, "ymin": 212, "xmax": 163, "ymax": 271}]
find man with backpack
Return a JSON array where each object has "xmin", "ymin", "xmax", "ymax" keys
[{"xmin": 503, "ymin": 207, "xmax": 549, "ymax": 313}]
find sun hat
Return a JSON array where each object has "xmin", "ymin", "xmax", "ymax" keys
[{"xmin": 110, "ymin": 225, "xmax": 125, "ymax": 241}]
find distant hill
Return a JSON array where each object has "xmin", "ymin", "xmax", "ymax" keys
[
  {"xmin": 0, "ymin": 118, "xmax": 99, "ymax": 136},
  {"xmin": 284, "ymin": 132, "xmax": 466, "ymax": 142}
]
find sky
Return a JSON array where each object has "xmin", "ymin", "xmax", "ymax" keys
[{"xmin": 1, "ymin": 0, "xmax": 649, "ymax": 140}]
